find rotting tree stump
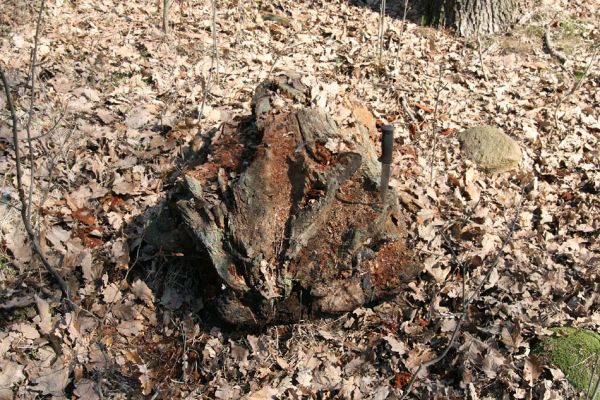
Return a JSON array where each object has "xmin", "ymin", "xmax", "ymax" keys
[{"xmin": 147, "ymin": 74, "xmax": 421, "ymax": 326}]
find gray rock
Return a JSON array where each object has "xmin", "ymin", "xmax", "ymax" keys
[{"xmin": 457, "ymin": 125, "xmax": 522, "ymax": 172}]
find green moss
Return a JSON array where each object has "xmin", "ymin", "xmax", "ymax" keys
[{"xmin": 537, "ymin": 327, "xmax": 600, "ymax": 399}]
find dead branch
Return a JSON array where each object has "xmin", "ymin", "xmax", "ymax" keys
[
  {"xmin": 400, "ymin": 193, "xmax": 523, "ymax": 399},
  {"xmin": 162, "ymin": 0, "xmax": 169, "ymax": 35},
  {"xmin": 25, "ymin": 0, "xmax": 46, "ymax": 222},
  {"xmin": 394, "ymin": 0, "xmax": 409, "ymax": 62},
  {"xmin": 544, "ymin": 26, "xmax": 567, "ymax": 64},
  {"xmin": 1, "ymin": 69, "xmax": 70, "ymax": 300},
  {"xmin": 377, "ymin": 0, "xmax": 387, "ymax": 64},
  {"xmin": 428, "ymin": 64, "xmax": 446, "ymax": 185},
  {"xmin": 211, "ymin": 0, "xmax": 219, "ymax": 85}
]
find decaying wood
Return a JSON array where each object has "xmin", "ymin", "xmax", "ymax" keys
[{"xmin": 148, "ymin": 74, "xmax": 421, "ymax": 326}]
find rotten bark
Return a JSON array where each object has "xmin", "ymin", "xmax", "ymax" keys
[{"xmin": 147, "ymin": 74, "xmax": 421, "ymax": 326}]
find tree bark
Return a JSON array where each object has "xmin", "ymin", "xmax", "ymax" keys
[{"xmin": 425, "ymin": 0, "xmax": 530, "ymax": 37}]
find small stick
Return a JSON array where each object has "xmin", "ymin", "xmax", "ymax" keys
[
  {"xmin": 211, "ymin": 0, "xmax": 220, "ymax": 85},
  {"xmin": 1, "ymin": 69, "xmax": 70, "ymax": 300},
  {"xmin": 476, "ymin": 31, "xmax": 488, "ymax": 81},
  {"xmin": 25, "ymin": 0, "xmax": 46, "ymax": 222},
  {"xmin": 395, "ymin": 0, "xmax": 409, "ymax": 62},
  {"xmin": 378, "ymin": 0, "xmax": 387, "ymax": 64},
  {"xmin": 428, "ymin": 64, "xmax": 445, "ymax": 185},
  {"xmin": 162, "ymin": 0, "xmax": 169, "ymax": 35}
]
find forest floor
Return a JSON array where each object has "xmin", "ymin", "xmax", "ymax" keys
[{"xmin": 0, "ymin": 0, "xmax": 598, "ymax": 398}]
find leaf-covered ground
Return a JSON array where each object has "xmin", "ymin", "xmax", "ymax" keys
[{"xmin": 0, "ymin": 0, "xmax": 598, "ymax": 398}]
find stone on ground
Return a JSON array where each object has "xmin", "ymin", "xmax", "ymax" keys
[{"xmin": 457, "ymin": 125, "xmax": 522, "ymax": 172}]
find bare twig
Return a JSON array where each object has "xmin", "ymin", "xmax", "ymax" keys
[
  {"xmin": 25, "ymin": 0, "xmax": 46, "ymax": 222},
  {"xmin": 162, "ymin": 0, "xmax": 170, "ymax": 35},
  {"xmin": 428, "ymin": 64, "xmax": 446, "ymax": 185},
  {"xmin": 211, "ymin": 0, "xmax": 219, "ymax": 85},
  {"xmin": 400, "ymin": 193, "xmax": 523, "ymax": 399},
  {"xmin": 394, "ymin": 0, "xmax": 409, "ymax": 62},
  {"xmin": 1, "ymin": 69, "xmax": 70, "ymax": 300},
  {"xmin": 377, "ymin": 0, "xmax": 387, "ymax": 64}
]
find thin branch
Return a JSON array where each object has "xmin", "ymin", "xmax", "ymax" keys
[
  {"xmin": 400, "ymin": 193, "xmax": 523, "ymax": 399},
  {"xmin": 162, "ymin": 0, "xmax": 170, "ymax": 35},
  {"xmin": 394, "ymin": 0, "xmax": 409, "ymax": 62},
  {"xmin": 211, "ymin": 0, "xmax": 219, "ymax": 85},
  {"xmin": 25, "ymin": 0, "xmax": 46, "ymax": 222},
  {"xmin": 428, "ymin": 64, "xmax": 445, "ymax": 185},
  {"xmin": 1, "ymin": 68, "xmax": 70, "ymax": 300},
  {"xmin": 377, "ymin": 0, "xmax": 387, "ymax": 64}
]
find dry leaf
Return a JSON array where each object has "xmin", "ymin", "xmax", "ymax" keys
[
  {"xmin": 383, "ymin": 335, "xmax": 407, "ymax": 355},
  {"xmin": 14, "ymin": 323, "xmax": 40, "ymax": 340},
  {"xmin": 0, "ymin": 360, "xmax": 25, "ymax": 394},
  {"xmin": 131, "ymin": 279, "xmax": 154, "ymax": 308},
  {"xmin": 102, "ymin": 283, "xmax": 122, "ymax": 304},
  {"xmin": 111, "ymin": 239, "xmax": 130, "ymax": 269},
  {"xmin": 117, "ymin": 320, "xmax": 145, "ymax": 336},
  {"xmin": 73, "ymin": 378, "xmax": 100, "ymax": 400},
  {"xmin": 481, "ymin": 349, "xmax": 505, "ymax": 379},
  {"xmin": 29, "ymin": 359, "xmax": 70, "ymax": 396},
  {"xmin": 35, "ymin": 295, "xmax": 52, "ymax": 335},
  {"xmin": 523, "ymin": 356, "xmax": 543, "ymax": 385}
]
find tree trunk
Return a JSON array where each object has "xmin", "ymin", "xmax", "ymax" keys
[{"xmin": 425, "ymin": 0, "xmax": 530, "ymax": 37}]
